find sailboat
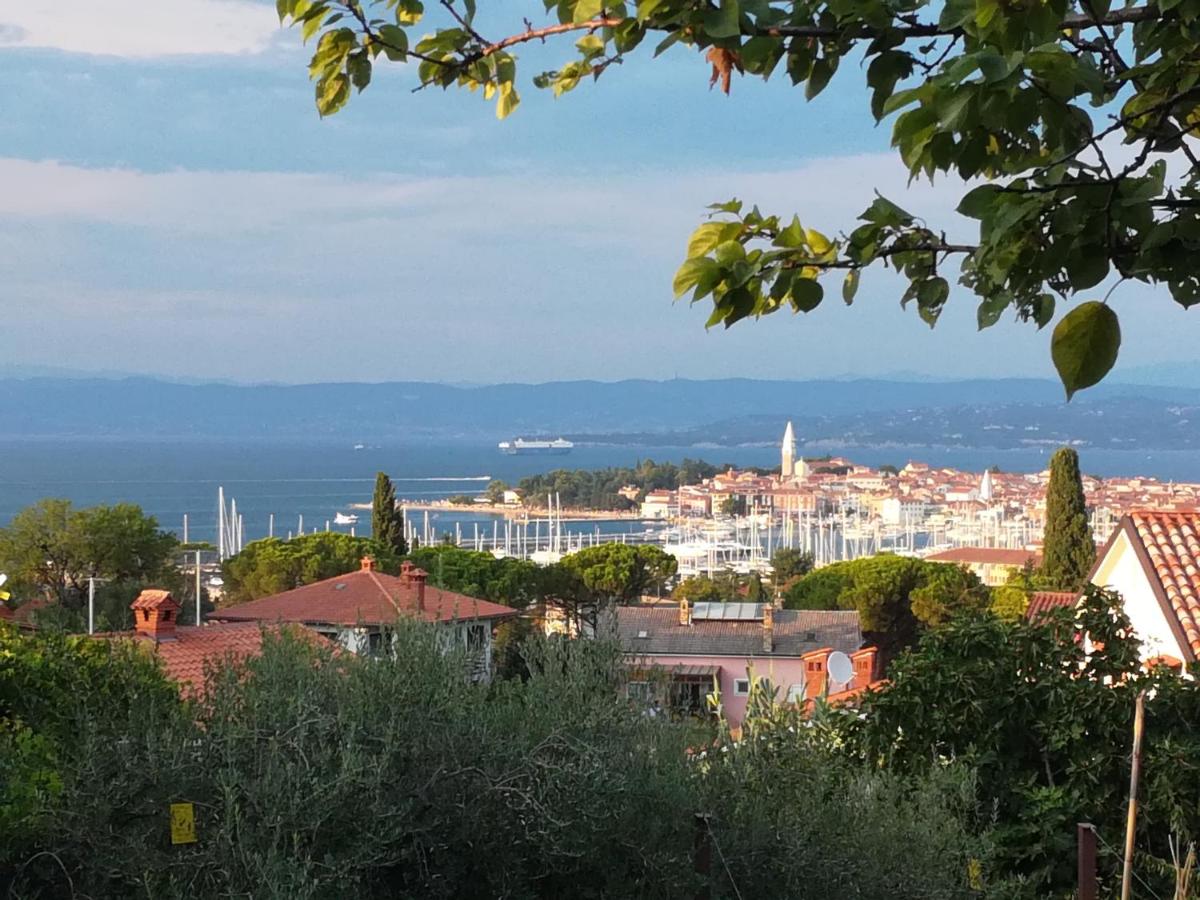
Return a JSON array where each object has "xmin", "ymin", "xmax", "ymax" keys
[{"xmin": 334, "ymin": 512, "xmax": 359, "ymax": 526}]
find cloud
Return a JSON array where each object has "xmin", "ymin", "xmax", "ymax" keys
[
  {"xmin": 0, "ymin": 0, "xmax": 281, "ymax": 58},
  {"xmin": 0, "ymin": 153, "xmax": 968, "ymax": 246}
]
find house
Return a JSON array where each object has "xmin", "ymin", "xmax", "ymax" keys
[
  {"xmin": 214, "ymin": 558, "xmax": 517, "ymax": 679},
  {"xmin": 94, "ymin": 589, "xmax": 306, "ymax": 698},
  {"xmin": 640, "ymin": 489, "xmax": 676, "ymax": 520},
  {"xmin": 924, "ymin": 547, "xmax": 1041, "ymax": 586},
  {"xmin": 1087, "ymin": 510, "xmax": 1200, "ymax": 667},
  {"xmin": 1024, "ymin": 591, "xmax": 1078, "ymax": 621},
  {"xmin": 614, "ymin": 599, "xmax": 875, "ymax": 726}
]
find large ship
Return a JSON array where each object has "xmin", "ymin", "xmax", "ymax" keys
[{"xmin": 498, "ymin": 437, "xmax": 574, "ymax": 455}]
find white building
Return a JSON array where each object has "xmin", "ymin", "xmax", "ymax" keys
[{"xmin": 1087, "ymin": 511, "xmax": 1200, "ymax": 667}]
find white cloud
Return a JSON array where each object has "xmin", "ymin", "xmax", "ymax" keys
[
  {"xmin": 0, "ymin": 0, "xmax": 281, "ymax": 58},
  {"xmin": 0, "ymin": 154, "xmax": 968, "ymax": 246}
]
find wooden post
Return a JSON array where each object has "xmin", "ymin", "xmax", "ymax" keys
[
  {"xmin": 1078, "ymin": 822, "xmax": 1097, "ymax": 900},
  {"xmin": 1121, "ymin": 690, "xmax": 1148, "ymax": 900},
  {"xmin": 693, "ymin": 813, "xmax": 712, "ymax": 900}
]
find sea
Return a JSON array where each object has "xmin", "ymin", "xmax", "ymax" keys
[{"xmin": 2, "ymin": 438, "xmax": 1199, "ymax": 545}]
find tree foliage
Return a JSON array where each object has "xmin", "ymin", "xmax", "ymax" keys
[
  {"xmin": 770, "ymin": 546, "xmax": 814, "ymax": 586},
  {"xmin": 838, "ymin": 586, "xmax": 1200, "ymax": 895},
  {"xmin": 0, "ymin": 499, "xmax": 178, "ymax": 608},
  {"xmin": 1041, "ymin": 445, "xmax": 1096, "ymax": 590},
  {"xmin": 4, "ymin": 621, "xmax": 995, "ymax": 899},
  {"xmin": 371, "ymin": 471, "xmax": 407, "ymax": 556},
  {"xmin": 406, "ymin": 544, "xmax": 544, "ymax": 609},
  {"xmin": 280, "ymin": 0, "xmax": 1200, "ymax": 394},
  {"xmin": 516, "ymin": 458, "xmax": 721, "ymax": 510},
  {"xmin": 782, "ymin": 554, "xmax": 989, "ymax": 654},
  {"xmin": 220, "ymin": 532, "xmax": 398, "ymax": 604}
]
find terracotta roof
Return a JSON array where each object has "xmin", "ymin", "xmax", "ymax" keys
[
  {"xmin": 97, "ymin": 621, "xmax": 293, "ymax": 697},
  {"xmin": 214, "ymin": 568, "xmax": 516, "ymax": 627},
  {"xmin": 613, "ymin": 606, "xmax": 862, "ymax": 658},
  {"xmin": 1025, "ymin": 591, "xmax": 1078, "ymax": 621},
  {"xmin": 926, "ymin": 547, "xmax": 1041, "ymax": 567},
  {"xmin": 1126, "ymin": 510, "xmax": 1200, "ymax": 659}
]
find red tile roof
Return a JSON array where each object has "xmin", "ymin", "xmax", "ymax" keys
[
  {"xmin": 214, "ymin": 568, "xmax": 516, "ymax": 628},
  {"xmin": 926, "ymin": 547, "xmax": 1041, "ymax": 567},
  {"xmin": 1127, "ymin": 510, "xmax": 1200, "ymax": 659},
  {"xmin": 1025, "ymin": 591, "xmax": 1078, "ymax": 621},
  {"xmin": 97, "ymin": 621, "xmax": 291, "ymax": 697}
]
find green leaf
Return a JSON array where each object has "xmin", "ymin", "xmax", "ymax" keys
[
  {"xmin": 976, "ymin": 294, "xmax": 1008, "ymax": 329},
  {"xmin": 790, "ymin": 278, "xmax": 824, "ymax": 312},
  {"xmin": 957, "ymin": 185, "xmax": 999, "ymax": 220},
  {"xmin": 842, "ymin": 270, "xmax": 860, "ymax": 305},
  {"xmin": 496, "ymin": 83, "xmax": 520, "ymax": 119},
  {"xmin": 773, "ymin": 216, "xmax": 806, "ymax": 249},
  {"xmin": 316, "ymin": 73, "xmax": 350, "ymax": 116},
  {"xmin": 396, "ymin": 0, "xmax": 423, "ymax": 24},
  {"xmin": 377, "ymin": 25, "xmax": 409, "ymax": 60},
  {"xmin": 688, "ymin": 222, "xmax": 740, "ymax": 258},
  {"xmin": 1050, "ymin": 301, "xmax": 1121, "ymax": 400},
  {"xmin": 673, "ymin": 258, "xmax": 721, "ymax": 298},
  {"xmin": 714, "ymin": 240, "xmax": 746, "ymax": 266},
  {"xmin": 574, "ymin": 0, "xmax": 604, "ymax": 23},
  {"xmin": 806, "ymin": 57, "xmax": 833, "ymax": 100},
  {"xmin": 704, "ymin": 0, "xmax": 741, "ymax": 39}
]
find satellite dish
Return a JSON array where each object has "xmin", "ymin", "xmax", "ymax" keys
[{"xmin": 827, "ymin": 651, "xmax": 854, "ymax": 687}]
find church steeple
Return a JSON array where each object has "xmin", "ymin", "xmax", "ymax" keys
[{"xmin": 781, "ymin": 421, "xmax": 796, "ymax": 478}]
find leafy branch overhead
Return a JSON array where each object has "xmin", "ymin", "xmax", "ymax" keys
[{"xmin": 279, "ymin": 0, "xmax": 1200, "ymax": 395}]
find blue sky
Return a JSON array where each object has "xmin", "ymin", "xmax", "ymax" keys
[{"xmin": 1, "ymin": 0, "xmax": 1197, "ymax": 385}]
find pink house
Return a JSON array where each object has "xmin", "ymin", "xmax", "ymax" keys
[{"xmin": 615, "ymin": 599, "xmax": 875, "ymax": 726}]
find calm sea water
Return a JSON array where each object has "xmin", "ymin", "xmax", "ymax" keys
[{"xmin": 1, "ymin": 439, "xmax": 1197, "ymax": 543}]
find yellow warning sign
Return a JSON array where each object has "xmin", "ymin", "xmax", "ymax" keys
[{"xmin": 169, "ymin": 802, "xmax": 196, "ymax": 845}]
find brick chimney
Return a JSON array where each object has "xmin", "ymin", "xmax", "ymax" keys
[
  {"xmin": 801, "ymin": 648, "xmax": 830, "ymax": 698},
  {"xmin": 851, "ymin": 647, "xmax": 878, "ymax": 687},
  {"xmin": 761, "ymin": 604, "xmax": 774, "ymax": 653},
  {"xmin": 678, "ymin": 596, "xmax": 690, "ymax": 626},
  {"xmin": 130, "ymin": 589, "xmax": 181, "ymax": 642},
  {"xmin": 400, "ymin": 560, "xmax": 415, "ymax": 581},
  {"xmin": 409, "ymin": 567, "xmax": 427, "ymax": 612},
  {"xmin": 360, "ymin": 556, "xmax": 376, "ymax": 572}
]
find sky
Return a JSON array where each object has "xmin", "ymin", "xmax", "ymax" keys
[{"xmin": 1, "ymin": 0, "xmax": 1198, "ymax": 385}]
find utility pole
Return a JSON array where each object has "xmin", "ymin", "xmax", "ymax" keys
[
  {"xmin": 1121, "ymin": 691, "xmax": 1148, "ymax": 900},
  {"xmin": 194, "ymin": 550, "xmax": 202, "ymax": 626},
  {"xmin": 87, "ymin": 577, "xmax": 95, "ymax": 635}
]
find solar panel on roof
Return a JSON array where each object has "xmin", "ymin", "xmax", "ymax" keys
[{"xmin": 691, "ymin": 602, "xmax": 763, "ymax": 621}]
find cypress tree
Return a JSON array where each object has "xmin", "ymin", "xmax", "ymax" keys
[
  {"xmin": 372, "ymin": 472, "xmax": 407, "ymax": 556},
  {"xmin": 1040, "ymin": 447, "xmax": 1095, "ymax": 591}
]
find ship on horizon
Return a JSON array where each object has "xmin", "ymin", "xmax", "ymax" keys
[{"xmin": 498, "ymin": 437, "xmax": 574, "ymax": 456}]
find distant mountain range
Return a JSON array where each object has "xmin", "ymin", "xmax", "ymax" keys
[{"xmin": 1, "ymin": 375, "xmax": 1198, "ymax": 450}]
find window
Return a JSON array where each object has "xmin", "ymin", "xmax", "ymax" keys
[
  {"xmin": 466, "ymin": 623, "xmax": 487, "ymax": 653},
  {"xmin": 627, "ymin": 681, "xmax": 653, "ymax": 702},
  {"xmin": 733, "ymin": 678, "xmax": 751, "ymax": 696}
]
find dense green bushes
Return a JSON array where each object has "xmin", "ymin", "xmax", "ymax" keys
[{"xmin": 3, "ymin": 622, "xmax": 994, "ymax": 899}]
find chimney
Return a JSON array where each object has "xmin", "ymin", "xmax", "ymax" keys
[
  {"xmin": 851, "ymin": 647, "xmax": 878, "ymax": 687},
  {"xmin": 410, "ymin": 567, "xmax": 427, "ymax": 612},
  {"xmin": 801, "ymin": 648, "xmax": 830, "ymax": 698},
  {"xmin": 130, "ymin": 589, "xmax": 181, "ymax": 642},
  {"xmin": 400, "ymin": 560, "xmax": 414, "ymax": 583},
  {"xmin": 761, "ymin": 604, "xmax": 774, "ymax": 653},
  {"xmin": 360, "ymin": 556, "xmax": 376, "ymax": 572},
  {"xmin": 678, "ymin": 597, "xmax": 690, "ymax": 626}
]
